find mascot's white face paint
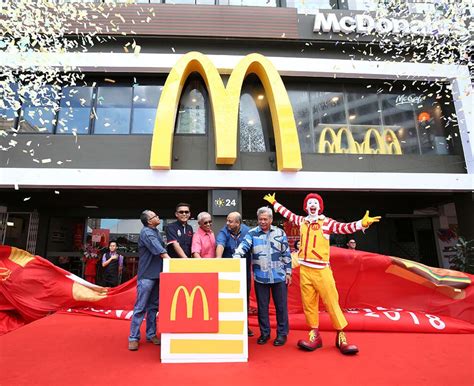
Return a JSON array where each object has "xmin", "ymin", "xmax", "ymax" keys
[{"xmin": 306, "ymin": 198, "xmax": 320, "ymax": 218}]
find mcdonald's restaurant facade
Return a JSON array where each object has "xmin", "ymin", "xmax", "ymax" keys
[{"xmin": 0, "ymin": 3, "xmax": 472, "ymax": 274}]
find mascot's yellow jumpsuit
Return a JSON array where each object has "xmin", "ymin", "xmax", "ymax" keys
[{"xmin": 265, "ymin": 193, "xmax": 380, "ymax": 355}]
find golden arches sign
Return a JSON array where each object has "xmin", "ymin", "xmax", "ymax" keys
[
  {"xmin": 170, "ymin": 285, "xmax": 210, "ymax": 321},
  {"xmin": 318, "ymin": 127, "xmax": 403, "ymax": 155},
  {"xmin": 150, "ymin": 52, "xmax": 302, "ymax": 172}
]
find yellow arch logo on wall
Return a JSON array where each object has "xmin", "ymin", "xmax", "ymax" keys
[
  {"xmin": 318, "ymin": 127, "xmax": 402, "ymax": 155},
  {"xmin": 150, "ymin": 52, "xmax": 302, "ymax": 172}
]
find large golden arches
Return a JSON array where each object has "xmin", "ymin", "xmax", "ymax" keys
[{"xmin": 150, "ymin": 52, "xmax": 302, "ymax": 171}]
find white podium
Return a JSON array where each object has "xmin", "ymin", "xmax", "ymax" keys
[{"xmin": 159, "ymin": 258, "xmax": 248, "ymax": 363}]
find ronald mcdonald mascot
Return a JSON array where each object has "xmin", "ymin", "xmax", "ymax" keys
[{"xmin": 264, "ymin": 192, "xmax": 380, "ymax": 355}]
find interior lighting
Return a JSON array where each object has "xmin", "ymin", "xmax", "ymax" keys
[
  {"xmin": 331, "ymin": 96, "xmax": 339, "ymax": 103},
  {"xmin": 257, "ymin": 95, "xmax": 264, "ymax": 100},
  {"xmin": 349, "ymin": 114, "xmax": 356, "ymax": 120}
]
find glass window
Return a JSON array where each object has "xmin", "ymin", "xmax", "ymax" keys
[
  {"xmin": 415, "ymin": 97, "xmax": 450, "ymax": 155},
  {"xmin": 219, "ymin": 0, "xmax": 276, "ymax": 6},
  {"xmin": 175, "ymin": 75, "xmax": 208, "ymax": 135},
  {"xmin": 407, "ymin": 0, "xmax": 437, "ymax": 14},
  {"xmin": 19, "ymin": 86, "xmax": 59, "ymax": 133},
  {"xmin": 310, "ymin": 88, "xmax": 346, "ymax": 153},
  {"xmin": 344, "ymin": 0, "xmax": 379, "ymax": 11},
  {"xmin": 286, "ymin": 0, "xmax": 332, "ymax": 14},
  {"xmin": 0, "ymin": 83, "xmax": 20, "ymax": 132},
  {"xmin": 380, "ymin": 93, "xmax": 419, "ymax": 154},
  {"xmin": 239, "ymin": 75, "xmax": 274, "ymax": 153},
  {"xmin": 345, "ymin": 92, "xmax": 382, "ymax": 150},
  {"xmin": 346, "ymin": 92, "xmax": 381, "ymax": 126},
  {"xmin": 164, "ymin": 0, "xmax": 196, "ymax": 3},
  {"xmin": 287, "ymin": 87, "xmax": 313, "ymax": 153},
  {"xmin": 131, "ymin": 85, "xmax": 163, "ymax": 134},
  {"xmin": 94, "ymin": 87, "xmax": 132, "ymax": 135},
  {"xmin": 164, "ymin": 0, "xmax": 216, "ymax": 3},
  {"xmin": 56, "ymin": 87, "xmax": 93, "ymax": 135}
]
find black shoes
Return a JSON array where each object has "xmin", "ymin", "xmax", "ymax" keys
[
  {"xmin": 257, "ymin": 335, "xmax": 270, "ymax": 345},
  {"xmin": 248, "ymin": 328, "xmax": 254, "ymax": 337},
  {"xmin": 273, "ymin": 335, "xmax": 287, "ymax": 346}
]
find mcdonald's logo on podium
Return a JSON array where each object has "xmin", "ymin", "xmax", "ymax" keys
[{"xmin": 159, "ymin": 272, "xmax": 219, "ymax": 333}]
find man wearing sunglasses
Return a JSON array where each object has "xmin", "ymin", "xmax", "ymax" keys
[
  {"xmin": 166, "ymin": 203, "xmax": 193, "ymax": 259},
  {"xmin": 191, "ymin": 212, "xmax": 216, "ymax": 258}
]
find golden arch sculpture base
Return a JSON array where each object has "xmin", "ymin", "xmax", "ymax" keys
[
  {"xmin": 150, "ymin": 52, "xmax": 302, "ymax": 172},
  {"xmin": 160, "ymin": 259, "xmax": 248, "ymax": 363}
]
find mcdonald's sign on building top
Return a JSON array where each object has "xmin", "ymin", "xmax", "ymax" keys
[
  {"xmin": 160, "ymin": 259, "xmax": 248, "ymax": 363},
  {"xmin": 150, "ymin": 52, "xmax": 302, "ymax": 172}
]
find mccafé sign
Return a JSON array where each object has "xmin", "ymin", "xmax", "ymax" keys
[
  {"xmin": 318, "ymin": 127, "xmax": 402, "ymax": 155},
  {"xmin": 313, "ymin": 12, "xmax": 467, "ymax": 36}
]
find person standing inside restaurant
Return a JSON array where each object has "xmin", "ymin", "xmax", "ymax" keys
[
  {"xmin": 215, "ymin": 211, "xmax": 254, "ymax": 337},
  {"xmin": 192, "ymin": 212, "xmax": 216, "ymax": 258},
  {"xmin": 166, "ymin": 203, "xmax": 193, "ymax": 259},
  {"xmin": 347, "ymin": 239, "xmax": 357, "ymax": 250},
  {"xmin": 128, "ymin": 210, "xmax": 170, "ymax": 351},
  {"xmin": 233, "ymin": 207, "xmax": 292, "ymax": 347},
  {"xmin": 101, "ymin": 240, "xmax": 124, "ymax": 287}
]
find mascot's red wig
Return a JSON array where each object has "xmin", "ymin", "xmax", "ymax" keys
[{"xmin": 303, "ymin": 193, "xmax": 324, "ymax": 214}]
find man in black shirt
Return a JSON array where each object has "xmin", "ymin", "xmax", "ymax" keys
[{"xmin": 166, "ymin": 203, "xmax": 193, "ymax": 259}]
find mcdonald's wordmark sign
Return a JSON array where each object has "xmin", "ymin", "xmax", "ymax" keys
[{"xmin": 159, "ymin": 272, "xmax": 219, "ymax": 333}]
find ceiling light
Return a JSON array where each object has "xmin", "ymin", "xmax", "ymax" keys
[
  {"xmin": 331, "ymin": 96, "xmax": 339, "ymax": 103},
  {"xmin": 83, "ymin": 205, "xmax": 99, "ymax": 209},
  {"xmin": 349, "ymin": 115, "xmax": 356, "ymax": 120}
]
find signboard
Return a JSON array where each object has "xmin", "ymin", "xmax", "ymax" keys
[
  {"xmin": 159, "ymin": 272, "xmax": 219, "ymax": 333},
  {"xmin": 160, "ymin": 259, "xmax": 247, "ymax": 363},
  {"xmin": 211, "ymin": 190, "xmax": 240, "ymax": 216}
]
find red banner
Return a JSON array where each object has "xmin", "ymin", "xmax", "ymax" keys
[{"xmin": 1, "ymin": 245, "xmax": 473, "ymax": 335}]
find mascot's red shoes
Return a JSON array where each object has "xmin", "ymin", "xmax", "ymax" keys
[
  {"xmin": 297, "ymin": 328, "xmax": 323, "ymax": 351},
  {"xmin": 336, "ymin": 331, "xmax": 359, "ymax": 355}
]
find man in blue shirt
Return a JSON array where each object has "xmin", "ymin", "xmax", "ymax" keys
[
  {"xmin": 128, "ymin": 210, "xmax": 170, "ymax": 351},
  {"xmin": 233, "ymin": 207, "xmax": 291, "ymax": 347},
  {"xmin": 215, "ymin": 211, "xmax": 254, "ymax": 337},
  {"xmin": 166, "ymin": 203, "xmax": 193, "ymax": 258}
]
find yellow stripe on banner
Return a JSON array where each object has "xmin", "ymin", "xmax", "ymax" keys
[
  {"xmin": 170, "ymin": 339, "xmax": 244, "ymax": 354},
  {"xmin": 169, "ymin": 259, "xmax": 241, "ymax": 273},
  {"xmin": 218, "ymin": 321, "xmax": 244, "ymax": 334},
  {"xmin": 9, "ymin": 247, "xmax": 35, "ymax": 267},
  {"xmin": 219, "ymin": 298, "xmax": 244, "ymax": 312},
  {"xmin": 219, "ymin": 279, "xmax": 241, "ymax": 294}
]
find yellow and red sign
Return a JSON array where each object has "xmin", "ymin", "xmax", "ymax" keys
[{"xmin": 159, "ymin": 272, "xmax": 219, "ymax": 333}]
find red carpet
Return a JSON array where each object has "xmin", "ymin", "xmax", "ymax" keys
[{"xmin": 1, "ymin": 313, "xmax": 472, "ymax": 386}]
